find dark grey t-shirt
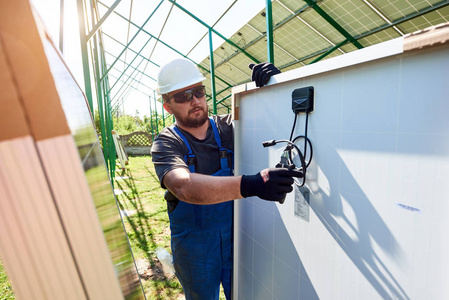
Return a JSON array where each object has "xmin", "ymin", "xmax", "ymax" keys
[{"xmin": 151, "ymin": 114, "xmax": 234, "ymax": 189}]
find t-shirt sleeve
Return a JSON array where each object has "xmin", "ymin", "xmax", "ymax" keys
[{"xmin": 151, "ymin": 128, "xmax": 188, "ymax": 189}]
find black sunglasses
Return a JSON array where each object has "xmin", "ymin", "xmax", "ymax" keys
[{"xmin": 166, "ymin": 85, "xmax": 206, "ymax": 103}]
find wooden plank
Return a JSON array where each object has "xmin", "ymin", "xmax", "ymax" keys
[
  {"xmin": 0, "ymin": 138, "xmax": 87, "ymax": 300},
  {"xmin": 0, "ymin": 19, "xmax": 86, "ymax": 298},
  {"xmin": 38, "ymin": 136, "xmax": 124, "ymax": 300},
  {"xmin": 0, "ymin": 0, "xmax": 132, "ymax": 299},
  {"xmin": 0, "ymin": 0, "xmax": 70, "ymax": 141}
]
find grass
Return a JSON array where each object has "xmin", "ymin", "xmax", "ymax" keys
[
  {"xmin": 114, "ymin": 156, "xmax": 184, "ymax": 299},
  {"xmin": 0, "ymin": 260, "xmax": 15, "ymax": 300},
  {"xmin": 0, "ymin": 156, "xmax": 225, "ymax": 299},
  {"xmin": 114, "ymin": 156, "xmax": 226, "ymax": 299}
]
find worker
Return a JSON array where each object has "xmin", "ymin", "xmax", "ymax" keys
[{"xmin": 151, "ymin": 58, "xmax": 302, "ymax": 300}]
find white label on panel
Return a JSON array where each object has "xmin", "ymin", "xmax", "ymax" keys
[{"xmin": 294, "ymin": 185, "xmax": 310, "ymax": 221}]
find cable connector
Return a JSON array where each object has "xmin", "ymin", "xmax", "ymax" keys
[
  {"xmin": 276, "ymin": 151, "xmax": 296, "ymax": 170},
  {"xmin": 262, "ymin": 140, "xmax": 277, "ymax": 147}
]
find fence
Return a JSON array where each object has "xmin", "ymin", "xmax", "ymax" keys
[{"xmin": 120, "ymin": 131, "xmax": 153, "ymax": 156}]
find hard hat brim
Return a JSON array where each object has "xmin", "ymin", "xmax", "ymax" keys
[{"xmin": 158, "ymin": 76, "xmax": 206, "ymax": 95}]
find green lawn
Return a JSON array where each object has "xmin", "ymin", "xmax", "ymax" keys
[
  {"xmin": 115, "ymin": 156, "xmax": 226, "ymax": 299},
  {"xmin": 114, "ymin": 156, "xmax": 185, "ymax": 299},
  {"xmin": 0, "ymin": 259, "xmax": 15, "ymax": 300}
]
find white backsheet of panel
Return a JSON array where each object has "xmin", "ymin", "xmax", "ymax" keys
[{"xmin": 233, "ymin": 38, "xmax": 449, "ymax": 299}]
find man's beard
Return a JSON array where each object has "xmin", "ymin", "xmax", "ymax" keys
[{"xmin": 174, "ymin": 105, "xmax": 208, "ymax": 128}]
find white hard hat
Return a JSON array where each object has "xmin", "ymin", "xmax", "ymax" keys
[{"xmin": 157, "ymin": 58, "xmax": 206, "ymax": 94}]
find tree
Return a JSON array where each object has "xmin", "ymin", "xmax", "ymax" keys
[{"xmin": 94, "ymin": 110, "xmax": 173, "ymax": 137}]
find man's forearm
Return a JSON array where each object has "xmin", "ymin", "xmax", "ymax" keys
[{"xmin": 164, "ymin": 168, "xmax": 243, "ymax": 205}]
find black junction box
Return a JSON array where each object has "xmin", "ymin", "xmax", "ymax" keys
[{"xmin": 292, "ymin": 86, "xmax": 314, "ymax": 114}]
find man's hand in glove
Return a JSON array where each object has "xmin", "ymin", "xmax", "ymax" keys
[
  {"xmin": 240, "ymin": 168, "xmax": 303, "ymax": 203},
  {"xmin": 248, "ymin": 62, "xmax": 281, "ymax": 87}
]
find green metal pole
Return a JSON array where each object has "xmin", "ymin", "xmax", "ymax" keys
[
  {"xmin": 97, "ymin": 1, "xmax": 235, "ymax": 90},
  {"xmin": 209, "ymin": 28, "xmax": 217, "ymax": 115},
  {"xmin": 59, "ymin": 0, "xmax": 64, "ymax": 53},
  {"xmin": 168, "ymin": 0, "xmax": 261, "ymax": 64},
  {"xmin": 91, "ymin": 5, "xmax": 108, "ymax": 161},
  {"xmin": 309, "ymin": 39, "xmax": 347, "ymax": 64},
  {"xmin": 97, "ymin": 29, "xmax": 116, "ymax": 178},
  {"xmin": 102, "ymin": 32, "xmax": 159, "ymax": 70},
  {"xmin": 86, "ymin": 0, "xmax": 122, "ymax": 41},
  {"xmin": 100, "ymin": 0, "xmax": 163, "ymax": 82},
  {"xmin": 103, "ymin": 75, "xmax": 116, "ymax": 179},
  {"xmin": 105, "ymin": 64, "xmax": 153, "ymax": 89},
  {"xmin": 76, "ymin": 0, "xmax": 94, "ymax": 115},
  {"xmin": 149, "ymin": 96, "xmax": 154, "ymax": 141},
  {"xmin": 154, "ymin": 91, "xmax": 159, "ymax": 135},
  {"xmin": 303, "ymin": 0, "xmax": 363, "ymax": 49},
  {"xmin": 162, "ymin": 97, "xmax": 165, "ymax": 128},
  {"xmin": 266, "ymin": 0, "xmax": 274, "ymax": 63},
  {"xmin": 214, "ymin": 3, "xmax": 311, "ymax": 70},
  {"xmin": 106, "ymin": 37, "xmax": 152, "ymax": 94},
  {"xmin": 106, "ymin": 96, "xmax": 116, "ymax": 179},
  {"xmin": 216, "ymin": 94, "xmax": 231, "ymax": 106},
  {"xmin": 97, "ymin": 34, "xmax": 113, "ymax": 170}
]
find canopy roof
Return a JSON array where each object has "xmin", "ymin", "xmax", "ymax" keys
[{"xmin": 89, "ymin": 0, "xmax": 449, "ymax": 115}]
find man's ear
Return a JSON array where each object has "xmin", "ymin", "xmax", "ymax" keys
[{"xmin": 163, "ymin": 102, "xmax": 173, "ymax": 114}]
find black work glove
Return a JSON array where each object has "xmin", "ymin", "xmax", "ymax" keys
[
  {"xmin": 240, "ymin": 168, "xmax": 303, "ymax": 203},
  {"xmin": 248, "ymin": 62, "xmax": 281, "ymax": 87}
]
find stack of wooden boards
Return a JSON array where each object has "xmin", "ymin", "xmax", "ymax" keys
[{"xmin": 0, "ymin": 0, "xmax": 144, "ymax": 299}]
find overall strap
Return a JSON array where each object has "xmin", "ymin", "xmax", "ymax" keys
[
  {"xmin": 172, "ymin": 126, "xmax": 196, "ymax": 173},
  {"xmin": 209, "ymin": 117, "xmax": 229, "ymax": 171}
]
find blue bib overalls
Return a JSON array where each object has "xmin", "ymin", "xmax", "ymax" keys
[{"xmin": 170, "ymin": 117, "xmax": 233, "ymax": 300}]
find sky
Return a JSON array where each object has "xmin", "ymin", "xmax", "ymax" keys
[{"xmin": 30, "ymin": 0, "xmax": 266, "ymax": 117}]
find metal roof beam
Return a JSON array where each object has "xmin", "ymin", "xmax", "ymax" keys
[
  {"xmin": 97, "ymin": 1, "xmax": 235, "ymax": 90},
  {"xmin": 104, "ymin": 50, "xmax": 155, "ymax": 81},
  {"xmin": 355, "ymin": 0, "xmax": 449, "ymax": 40},
  {"xmin": 361, "ymin": 0, "xmax": 404, "ymax": 36},
  {"xmin": 309, "ymin": 39, "xmax": 347, "ymax": 64},
  {"xmin": 217, "ymin": 94, "xmax": 231, "ymax": 106},
  {"xmin": 245, "ymin": 23, "xmax": 300, "ymax": 61},
  {"xmin": 109, "ymin": 54, "xmax": 148, "ymax": 103},
  {"xmin": 87, "ymin": 0, "xmax": 122, "ymax": 41},
  {"xmin": 107, "ymin": 63, "xmax": 153, "ymax": 90},
  {"xmin": 168, "ymin": 0, "xmax": 261, "ymax": 64},
  {"xmin": 186, "ymin": 0, "xmax": 238, "ymax": 56},
  {"xmin": 107, "ymin": 36, "xmax": 152, "ymax": 94},
  {"xmin": 102, "ymin": 31, "xmax": 159, "ymax": 68},
  {"xmin": 77, "ymin": 0, "xmax": 94, "ymax": 112},
  {"xmin": 100, "ymin": 0, "xmax": 163, "ymax": 82},
  {"xmin": 272, "ymin": 0, "xmax": 449, "ymax": 69},
  {"xmin": 214, "ymin": 3, "xmax": 311, "ymax": 69},
  {"xmin": 276, "ymin": 0, "xmax": 345, "ymax": 55},
  {"xmin": 108, "ymin": 73, "xmax": 150, "ymax": 97},
  {"xmin": 303, "ymin": 0, "xmax": 363, "ymax": 49}
]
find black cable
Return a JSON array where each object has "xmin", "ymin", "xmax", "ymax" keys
[
  {"xmin": 291, "ymin": 135, "xmax": 313, "ymax": 168},
  {"xmin": 304, "ymin": 112, "xmax": 309, "ymax": 158},
  {"xmin": 290, "ymin": 143, "xmax": 307, "ymax": 186},
  {"xmin": 262, "ymin": 110, "xmax": 313, "ymax": 188},
  {"xmin": 289, "ymin": 113, "xmax": 298, "ymax": 142}
]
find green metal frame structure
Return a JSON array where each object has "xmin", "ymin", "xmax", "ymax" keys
[{"xmin": 73, "ymin": 0, "xmax": 449, "ymax": 174}]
